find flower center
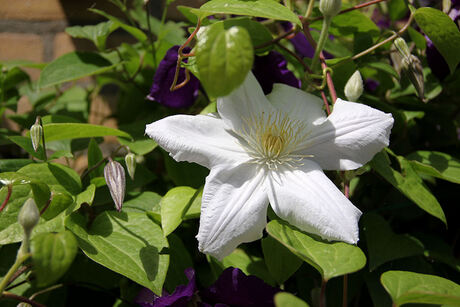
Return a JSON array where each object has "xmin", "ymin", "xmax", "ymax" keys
[{"xmin": 237, "ymin": 111, "xmax": 311, "ymax": 170}]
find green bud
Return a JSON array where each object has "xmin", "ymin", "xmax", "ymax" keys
[
  {"xmin": 344, "ymin": 70, "xmax": 364, "ymax": 101},
  {"xmin": 104, "ymin": 158, "xmax": 125, "ymax": 212},
  {"xmin": 18, "ymin": 198, "xmax": 40, "ymax": 236},
  {"xmin": 124, "ymin": 152, "xmax": 136, "ymax": 180},
  {"xmin": 30, "ymin": 117, "xmax": 43, "ymax": 152},
  {"xmin": 17, "ymin": 303, "xmax": 32, "ymax": 307},
  {"xmin": 394, "ymin": 37, "xmax": 411, "ymax": 61},
  {"xmin": 402, "ymin": 54, "xmax": 425, "ymax": 100},
  {"xmin": 319, "ymin": 0, "xmax": 342, "ymax": 18},
  {"xmin": 443, "ymin": 0, "xmax": 452, "ymax": 13}
]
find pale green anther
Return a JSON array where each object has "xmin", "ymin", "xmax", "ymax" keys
[
  {"xmin": 344, "ymin": 70, "xmax": 364, "ymax": 101},
  {"xmin": 125, "ymin": 152, "xmax": 136, "ymax": 180},
  {"xmin": 18, "ymin": 198, "xmax": 40, "ymax": 237},
  {"xmin": 394, "ymin": 37, "xmax": 411, "ymax": 61},
  {"xmin": 30, "ymin": 118, "xmax": 43, "ymax": 152},
  {"xmin": 319, "ymin": 0, "xmax": 342, "ymax": 18}
]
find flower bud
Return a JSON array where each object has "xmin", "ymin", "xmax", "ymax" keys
[
  {"xmin": 125, "ymin": 152, "xmax": 136, "ymax": 180},
  {"xmin": 443, "ymin": 0, "xmax": 452, "ymax": 14},
  {"xmin": 393, "ymin": 37, "xmax": 411, "ymax": 61},
  {"xmin": 402, "ymin": 54, "xmax": 425, "ymax": 100},
  {"xmin": 30, "ymin": 117, "xmax": 43, "ymax": 152},
  {"xmin": 17, "ymin": 303, "xmax": 32, "ymax": 307},
  {"xmin": 344, "ymin": 70, "xmax": 364, "ymax": 101},
  {"xmin": 104, "ymin": 158, "xmax": 125, "ymax": 212},
  {"xmin": 319, "ymin": 0, "xmax": 342, "ymax": 18},
  {"xmin": 18, "ymin": 198, "xmax": 40, "ymax": 236}
]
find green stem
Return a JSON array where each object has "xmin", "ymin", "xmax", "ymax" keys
[
  {"xmin": 304, "ymin": 0, "xmax": 316, "ymax": 20},
  {"xmin": 311, "ymin": 17, "xmax": 332, "ymax": 72},
  {"xmin": 0, "ymin": 252, "xmax": 30, "ymax": 296},
  {"xmin": 145, "ymin": 0, "xmax": 157, "ymax": 68}
]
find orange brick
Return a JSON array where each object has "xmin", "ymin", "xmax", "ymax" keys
[
  {"xmin": 53, "ymin": 32, "xmax": 77, "ymax": 58},
  {"xmin": 0, "ymin": 33, "xmax": 43, "ymax": 79},
  {"xmin": 0, "ymin": 0, "xmax": 66, "ymax": 21}
]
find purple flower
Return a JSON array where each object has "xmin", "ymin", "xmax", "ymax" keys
[
  {"xmin": 135, "ymin": 268, "xmax": 197, "ymax": 307},
  {"xmin": 252, "ymin": 51, "xmax": 301, "ymax": 94},
  {"xmin": 135, "ymin": 267, "xmax": 279, "ymax": 307},
  {"xmin": 147, "ymin": 46, "xmax": 200, "ymax": 108},
  {"xmin": 201, "ymin": 268, "xmax": 279, "ymax": 307},
  {"xmin": 281, "ymin": 23, "xmax": 333, "ymax": 59},
  {"xmin": 364, "ymin": 78, "xmax": 379, "ymax": 92}
]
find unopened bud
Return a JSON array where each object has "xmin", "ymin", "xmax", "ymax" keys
[
  {"xmin": 125, "ymin": 152, "xmax": 136, "ymax": 180},
  {"xmin": 402, "ymin": 54, "xmax": 425, "ymax": 100},
  {"xmin": 18, "ymin": 198, "xmax": 40, "ymax": 236},
  {"xmin": 344, "ymin": 70, "xmax": 364, "ymax": 101},
  {"xmin": 394, "ymin": 37, "xmax": 411, "ymax": 61},
  {"xmin": 319, "ymin": 0, "xmax": 342, "ymax": 18},
  {"xmin": 443, "ymin": 0, "xmax": 452, "ymax": 14},
  {"xmin": 30, "ymin": 117, "xmax": 43, "ymax": 152},
  {"xmin": 17, "ymin": 303, "xmax": 32, "ymax": 307},
  {"xmin": 104, "ymin": 158, "xmax": 125, "ymax": 212}
]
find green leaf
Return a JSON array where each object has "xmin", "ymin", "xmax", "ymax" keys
[
  {"xmin": 41, "ymin": 123, "xmax": 131, "ymax": 142},
  {"xmin": 275, "ymin": 292, "xmax": 310, "ymax": 307},
  {"xmin": 124, "ymin": 191, "xmax": 162, "ymax": 213},
  {"xmin": 220, "ymin": 248, "xmax": 275, "ymax": 285},
  {"xmin": 220, "ymin": 18, "xmax": 273, "ymax": 53},
  {"xmin": 381, "ymin": 271, "xmax": 460, "ymax": 306},
  {"xmin": 39, "ymin": 52, "xmax": 116, "ymax": 88},
  {"xmin": 414, "ymin": 7, "xmax": 460, "ymax": 74},
  {"xmin": 370, "ymin": 151, "xmax": 447, "ymax": 224},
  {"xmin": 164, "ymin": 234, "xmax": 193, "ymax": 293},
  {"xmin": 65, "ymin": 211, "xmax": 169, "ymax": 294},
  {"xmin": 388, "ymin": 0, "xmax": 408, "ymax": 21},
  {"xmin": 31, "ymin": 231, "xmax": 78, "ymax": 287},
  {"xmin": 65, "ymin": 21, "xmax": 119, "ymax": 50},
  {"xmin": 408, "ymin": 27, "xmax": 427, "ymax": 50},
  {"xmin": 118, "ymin": 137, "xmax": 157, "ymax": 156},
  {"xmin": 17, "ymin": 162, "xmax": 82, "ymax": 195},
  {"xmin": 312, "ymin": 9, "xmax": 379, "ymax": 37},
  {"xmin": 262, "ymin": 236, "xmax": 302, "ymax": 285},
  {"xmin": 367, "ymin": 62, "xmax": 399, "ymax": 79},
  {"xmin": 0, "ymin": 172, "xmax": 32, "ymax": 186},
  {"xmin": 163, "ymin": 152, "xmax": 209, "ymax": 189},
  {"xmin": 75, "ymin": 184, "xmax": 96, "ymax": 210},
  {"xmin": 160, "ymin": 186, "xmax": 202, "ymax": 236},
  {"xmin": 191, "ymin": 0, "xmax": 301, "ymax": 27},
  {"xmin": 0, "ymin": 159, "xmax": 34, "ymax": 172},
  {"xmin": 0, "ymin": 184, "xmax": 67, "ymax": 245},
  {"xmin": 89, "ymin": 9, "xmax": 148, "ymax": 42},
  {"xmin": 8, "ymin": 136, "xmax": 46, "ymax": 161},
  {"xmin": 87, "ymin": 139, "xmax": 104, "ymax": 179},
  {"xmin": 266, "ymin": 220, "xmax": 366, "ymax": 281},
  {"xmin": 362, "ymin": 214, "xmax": 424, "ymax": 271},
  {"xmin": 196, "ymin": 23, "xmax": 254, "ymax": 97},
  {"xmin": 41, "ymin": 192, "xmax": 74, "ymax": 220},
  {"xmin": 406, "ymin": 151, "xmax": 460, "ymax": 184}
]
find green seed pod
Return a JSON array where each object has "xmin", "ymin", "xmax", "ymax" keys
[
  {"xmin": 344, "ymin": 70, "xmax": 364, "ymax": 101},
  {"xmin": 30, "ymin": 118, "xmax": 43, "ymax": 152},
  {"xmin": 319, "ymin": 0, "xmax": 342, "ymax": 18},
  {"xmin": 125, "ymin": 152, "xmax": 136, "ymax": 180},
  {"xmin": 104, "ymin": 158, "xmax": 126, "ymax": 212},
  {"xmin": 18, "ymin": 198, "xmax": 40, "ymax": 236}
]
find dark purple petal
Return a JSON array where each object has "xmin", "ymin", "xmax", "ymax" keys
[
  {"xmin": 364, "ymin": 78, "xmax": 379, "ymax": 92},
  {"xmin": 371, "ymin": 8, "xmax": 390, "ymax": 29},
  {"xmin": 135, "ymin": 268, "xmax": 197, "ymax": 307},
  {"xmin": 252, "ymin": 51, "xmax": 301, "ymax": 94},
  {"xmin": 281, "ymin": 22, "xmax": 333, "ymax": 59},
  {"xmin": 147, "ymin": 46, "xmax": 200, "ymax": 108},
  {"xmin": 201, "ymin": 267, "xmax": 279, "ymax": 307},
  {"xmin": 154, "ymin": 268, "xmax": 197, "ymax": 307}
]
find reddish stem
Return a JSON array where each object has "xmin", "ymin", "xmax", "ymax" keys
[
  {"xmin": 1, "ymin": 292, "xmax": 46, "ymax": 307},
  {"xmin": 343, "ymin": 274, "xmax": 349, "ymax": 307},
  {"xmin": 320, "ymin": 91, "xmax": 332, "ymax": 115},
  {"xmin": 319, "ymin": 279, "xmax": 327, "ymax": 307},
  {"xmin": 39, "ymin": 198, "xmax": 52, "ymax": 216},
  {"xmin": 170, "ymin": 19, "xmax": 201, "ymax": 91},
  {"xmin": 321, "ymin": 55, "xmax": 337, "ymax": 103},
  {"xmin": 0, "ymin": 185, "xmax": 12, "ymax": 212}
]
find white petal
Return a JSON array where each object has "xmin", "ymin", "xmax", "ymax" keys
[
  {"xmin": 304, "ymin": 99, "xmax": 394, "ymax": 170},
  {"xmin": 217, "ymin": 71, "xmax": 274, "ymax": 131},
  {"xmin": 267, "ymin": 160, "xmax": 361, "ymax": 244},
  {"xmin": 145, "ymin": 114, "xmax": 249, "ymax": 169},
  {"xmin": 197, "ymin": 164, "xmax": 269, "ymax": 260},
  {"xmin": 267, "ymin": 83, "xmax": 326, "ymax": 125}
]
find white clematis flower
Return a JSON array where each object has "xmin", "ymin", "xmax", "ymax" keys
[{"xmin": 146, "ymin": 72, "xmax": 394, "ymax": 260}]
